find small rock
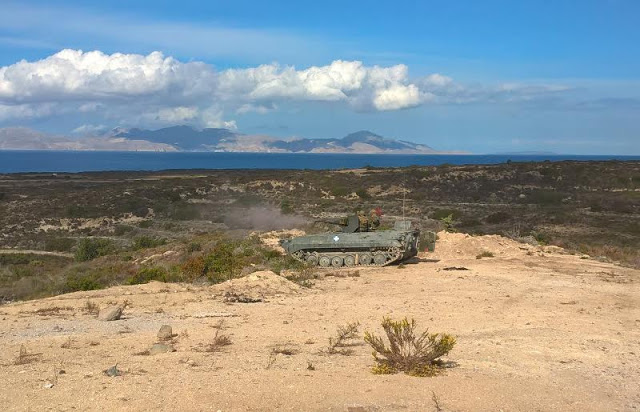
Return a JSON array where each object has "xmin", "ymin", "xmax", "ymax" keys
[
  {"xmin": 149, "ymin": 343, "xmax": 175, "ymax": 355},
  {"xmin": 104, "ymin": 364, "xmax": 121, "ymax": 377},
  {"xmin": 157, "ymin": 325, "xmax": 173, "ymax": 341},
  {"xmin": 98, "ymin": 305, "xmax": 123, "ymax": 321},
  {"xmin": 43, "ymin": 382, "xmax": 54, "ymax": 389}
]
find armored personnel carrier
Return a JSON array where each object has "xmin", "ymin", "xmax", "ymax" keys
[{"xmin": 280, "ymin": 213, "xmax": 435, "ymax": 267}]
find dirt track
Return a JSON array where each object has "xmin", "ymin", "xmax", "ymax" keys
[{"xmin": 0, "ymin": 233, "xmax": 638, "ymax": 411}]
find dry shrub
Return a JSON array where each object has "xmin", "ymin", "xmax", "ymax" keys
[
  {"xmin": 266, "ymin": 343, "xmax": 299, "ymax": 369},
  {"xmin": 15, "ymin": 344, "xmax": 42, "ymax": 365},
  {"xmin": 327, "ymin": 321, "xmax": 360, "ymax": 355},
  {"xmin": 204, "ymin": 329, "xmax": 232, "ymax": 352},
  {"xmin": 180, "ymin": 255, "xmax": 206, "ymax": 281},
  {"xmin": 476, "ymin": 250, "xmax": 494, "ymax": 259},
  {"xmin": 364, "ymin": 317, "xmax": 456, "ymax": 377},
  {"xmin": 271, "ymin": 344, "xmax": 299, "ymax": 356},
  {"xmin": 34, "ymin": 306, "xmax": 73, "ymax": 316},
  {"xmin": 83, "ymin": 300, "xmax": 100, "ymax": 316}
]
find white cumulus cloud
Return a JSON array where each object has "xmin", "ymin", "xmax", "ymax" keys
[{"xmin": 0, "ymin": 49, "xmax": 571, "ymax": 130}]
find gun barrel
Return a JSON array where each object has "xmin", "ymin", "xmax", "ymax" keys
[{"xmin": 314, "ymin": 219, "xmax": 346, "ymax": 226}]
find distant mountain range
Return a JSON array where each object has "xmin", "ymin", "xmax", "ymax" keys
[
  {"xmin": 0, "ymin": 127, "xmax": 177, "ymax": 152},
  {"xmin": 0, "ymin": 126, "xmax": 462, "ymax": 154}
]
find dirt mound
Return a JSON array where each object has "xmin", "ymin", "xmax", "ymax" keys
[
  {"xmin": 430, "ymin": 231, "xmax": 541, "ymax": 260},
  {"xmin": 211, "ymin": 270, "xmax": 302, "ymax": 300},
  {"xmin": 255, "ymin": 229, "xmax": 305, "ymax": 254}
]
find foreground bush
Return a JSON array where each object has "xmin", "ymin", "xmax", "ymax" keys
[
  {"xmin": 127, "ymin": 267, "xmax": 168, "ymax": 285},
  {"xmin": 364, "ymin": 317, "xmax": 456, "ymax": 377},
  {"xmin": 63, "ymin": 272, "xmax": 103, "ymax": 292}
]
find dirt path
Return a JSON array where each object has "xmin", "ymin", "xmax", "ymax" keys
[
  {"xmin": 0, "ymin": 233, "xmax": 638, "ymax": 411},
  {"xmin": 0, "ymin": 249, "xmax": 73, "ymax": 258}
]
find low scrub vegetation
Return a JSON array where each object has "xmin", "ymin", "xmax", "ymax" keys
[
  {"xmin": 132, "ymin": 236, "xmax": 166, "ymax": 250},
  {"xmin": 44, "ymin": 237, "xmax": 76, "ymax": 252},
  {"xmin": 326, "ymin": 321, "xmax": 360, "ymax": 355},
  {"xmin": 203, "ymin": 329, "xmax": 232, "ymax": 353},
  {"xmin": 364, "ymin": 317, "xmax": 456, "ymax": 377},
  {"xmin": 75, "ymin": 238, "xmax": 117, "ymax": 262},
  {"xmin": 0, "ymin": 161, "xmax": 638, "ymax": 302},
  {"xmin": 476, "ymin": 250, "xmax": 495, "ymax": 259}
]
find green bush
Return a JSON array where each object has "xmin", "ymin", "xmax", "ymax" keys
[
  {"xmin": 202, "ymin": 237, "xmax": 286, "ymax": 283},
  {"xmin": 75, "ymin": 238, "xmax": 116, "ymax": 262},
  {"xmin": 127, "ymin": 267, "xmax": 168, "ymax": 285},
  {"xmin": 187, "ymin": 242, "xmax": 202, "ymax": 253},
  {"xmin": 63, "ymin": 273, "xmax": 104, "ymax": 292},
  {"xmin": 138, "ymin": 220, "xmax": 153, "ymax": 228},
  {"xmin": 440, "ymin": 214, "xmax": 456, "ymax": 233},
  {"xmin": 132, "ymin": 236, "xmax": 166, "ymax": 250},
  {"xmin": 204, "ymin": 241, "xmax": 238, "ymax": 282}
]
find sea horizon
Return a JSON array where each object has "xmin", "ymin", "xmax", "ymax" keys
[{"xmin": 0, "ymin": 150, "xmax": 638, "ymax": 174}]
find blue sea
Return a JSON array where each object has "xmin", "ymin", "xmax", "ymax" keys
[{"xmin": 0, "ymin": 151, "xmax": 638, "ymax": 173}]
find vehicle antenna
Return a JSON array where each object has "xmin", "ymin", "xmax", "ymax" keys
[{"xmin": 402, "ymin": 186, "xmax": 406, "ymax": 222}]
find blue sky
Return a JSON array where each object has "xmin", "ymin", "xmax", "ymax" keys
[{"xmin": 0, "ymin": 0, "xmax": 639, "ymax": 154}]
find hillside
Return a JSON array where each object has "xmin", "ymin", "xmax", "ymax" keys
[
  {"xmin": 0, "ymin": 126, "xmax": 448, "ymax": 153},
  {"xmin": 0, "ymin": 233, "xmax": 637, "ymax": 411},
  {"xmin": 0, "ymin": 127, "xmax": 177, "ymax": 152}
]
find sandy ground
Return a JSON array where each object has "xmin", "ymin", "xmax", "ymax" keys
[{"xmin": 0, "ymin": 232, "xmax": 638, "ymax": 411}]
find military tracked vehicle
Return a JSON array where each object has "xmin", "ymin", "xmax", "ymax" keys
[{"xmin": 280, "ymin": 213, "xmax": 435, "ymax": 267}]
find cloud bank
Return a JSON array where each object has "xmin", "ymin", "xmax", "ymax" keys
[{"xmin": 0, "ymin": 49, "xmax": 570, "ymax": 130}]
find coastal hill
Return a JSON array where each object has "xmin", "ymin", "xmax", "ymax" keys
[
  {"xmin": 114, "ymin": 126, "xmax": 444, "ymax": 154},
  {"xmin": 0, "ymin": 126, "xmax": 454, "ymax": 154}
]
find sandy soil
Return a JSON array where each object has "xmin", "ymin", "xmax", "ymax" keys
[{"xmin": 0, "ymin": 233, "xmax": 638, "ymax": 411}]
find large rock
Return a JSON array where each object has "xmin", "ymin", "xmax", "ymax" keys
[
  {"xmin": 149, "ymin": 343, "xmax": 175, "ymax": 355},
  {"xmin": 98, "ymin": 305, "xmax": 123, "ymax": 321},
  {"xmin": 157, "ymin": 325, "xmax": 173, "ymax": 341}
]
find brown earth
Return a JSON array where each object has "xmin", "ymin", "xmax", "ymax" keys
[{"xmin": 0, "ymin": 233, "xmax": 638, "ymax": 411}]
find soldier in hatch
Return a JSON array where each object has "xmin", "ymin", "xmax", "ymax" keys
[
  {"xmin": 356, "ymin": 208, "xmax": 383, "ymax": 232},
  {"xmin": 369, "ymin": 207, "xmax": 382, "ymax": 230}
]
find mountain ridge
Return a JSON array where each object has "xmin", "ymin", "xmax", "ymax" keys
[
  {"xmin": 0, "ymin": 125, "xmax": 463, "ymax": 154},
  {"xmin": 114, "ymin": 126, "xmax": 446, "ymax": 154}
]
